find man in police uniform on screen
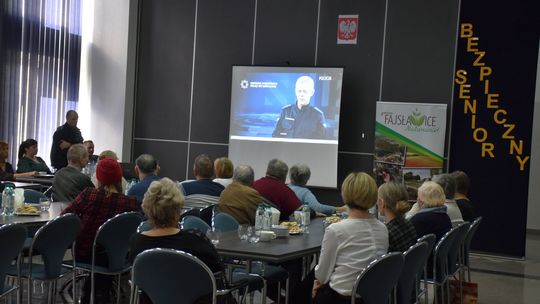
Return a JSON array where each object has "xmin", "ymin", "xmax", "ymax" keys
[{"xmin": 272, "ymin": 75, "xmax": 327, "ymax": 139}]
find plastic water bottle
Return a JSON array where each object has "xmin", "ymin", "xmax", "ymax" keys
[
  {"xmin": 254, "ymin": 204, "xmax": 265, "ymax": 231},
  {"xmin": 263, "ymin": 204, "xmax": 272, "ymax": 230},
  {"xmin": 2, "ymin": 186, "xmax": 15, "ymax": 216},
  {"xmin": 301, "ymin": 202, "xmax": 310, "ymax": 234}
]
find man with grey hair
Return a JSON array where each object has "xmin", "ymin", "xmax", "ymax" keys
[
  {"xmin": 288, "ymin": 164, "xmax": 346, "ymax": 215},
  {"xmin": 52, "ymin": 143, "xmax": 94, "ymax": 201},
  {"xmin": 432, "ymin": 173, "xmax": 464, "ymax": 226},
  {"xmin": 272, "ymin": 75, "xmax": 327, "ymax": 139},
  {"xmin": 218, "ymin": 165, "xmax": 262, "ymax": 225},
  {"xmin": 252, "ymin": 159, "xmax": 301, "ymax": 220},
  {"xmin": 127, "ymin": 154, "xmax": 161, "ymax": 204}
]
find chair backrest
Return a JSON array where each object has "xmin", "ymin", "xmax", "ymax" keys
[
  {"xmin": 181, "ymin": 215, "xmax": 211, "ymax": 234},
  {"xmin": 447, "ymin": 222, "xmax": 470, "ymax": 274},
  {"xmin": 397, "ymin": 241, "xmax": 429, "ymax": 304},
  {"xmin": 184, "ymin": 194, "xmax": 220, "ymax": 210},
  {"xmin": 213, "ymin": 212, "xmax": 239, "ymax": 232},
  {"xmin": 24, "ymin": 189, "xmax": 47, "ymax": 204},
  {"xmin": 351, "ymin": 252, "xmax": 404, "ymax": 304},
  {"xmin": 137, "ymin": 220, "xmax": 153, "ymax": 233},
  {"xmin": 94, "ymin": 212, "xmax": 143, "ymax": 271},
  {"xmin": 417, "ymin": 233, "xmax": 437, "ymax": 254},
  {"xmin": 132, "ymin": 248, "xmax": 216, "ymax": 304},
  {"xmin": 431, "ymin": 227, "xmax": 459, "ymax": 283},
  {"xmin": 200, "ymin": 204, "xmax": 216, "ymax": 226},
  {"xmin": 31, "ymin": 214, "xmax": 81, "ymax": 278},
  {"xmin": 463, "ymin": 216, "xmax": 482, "ymax": 266},
  {"xmin": 0, "ymin": 223, "xmax": 27, "ymax": 293}
]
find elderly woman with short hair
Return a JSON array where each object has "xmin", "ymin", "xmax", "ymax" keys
[
  {"xmin": 288, "ymin": 164, "xmax": 346, "ymax": 215},
  {"xmin": 409, "ymin": 181, "xmax": 452, "ymax": 242},
  {"xmin": 129, "ymin": 177, "xmax": 226, "ymax": 303},
  {"xmin": 129, "ymin": 177, "xmax": 223, "ymax": 271},
  {"xmin": 310, "ymin": 172, "xmax": 388, "ymax": 303}
]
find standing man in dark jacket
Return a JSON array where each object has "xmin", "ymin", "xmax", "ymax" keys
[{"xmin": 51, "ymin": 110, "xmax": 83, "ymax": 170}]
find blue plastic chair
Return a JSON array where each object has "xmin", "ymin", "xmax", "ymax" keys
[
  {"xmin": 213, "ymin": 212, "xmax": 240, "ymax": 232},
  {"xmin": 0, "ymin": 223, "xmax": 27, "ymax": 300},
  {"xmin": 74, "ymin": 211, "xmax": 143, "ymax": 304},
  {"xmin": 130, "ymin": 248, "xmax": 217, "ymax": 304},
  {"xmin": 416, "ymin": 234, "xmax": 436, "ymax": 303},
  {"xmin": 181, "ymin": 215, "xmax": 211, "ymax": 233},
  {"xmin": 397, "ymin": 241, "xmax": 429, "ymax": 304},
  {"xmin": 351, "ymin": 252, "xmax": 404, "ymax": 304},
  {"xmin": 8, "ymin": 213, "xmax": 81, "ymax": 304},
  {"xmin": 463, "ymin": 217, "xmax": 482, "ymax": 281},
  {"xmin": 426, "ymin": 227, "xmax": 460, "ymax": 304}
]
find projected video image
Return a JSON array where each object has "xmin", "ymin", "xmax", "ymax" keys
[{"xmin": 230, "ymin": 67, "xmax": 343, "ymax": 141}]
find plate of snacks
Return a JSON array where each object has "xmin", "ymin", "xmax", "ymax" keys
[
  {"xmin": 280, "ymin": 221, "xmax": 304, "ymax": 235},
  {"xmin": 15, "ymin": 205, "xmax": 41, "ymax": 216}
]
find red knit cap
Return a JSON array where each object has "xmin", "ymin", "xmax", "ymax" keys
[{"xmin": 96, "ymin": 158, "xmax": 122, "ymax": 186}]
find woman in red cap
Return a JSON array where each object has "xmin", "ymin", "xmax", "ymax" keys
[{"xmin": 62, "ymin": 157, "xmax": 140, "ymax": 303}]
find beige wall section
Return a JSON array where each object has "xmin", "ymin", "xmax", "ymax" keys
[
  {"xmin": 78, "ymin": 0, "xmax": 133, "ymax": 161},
  {"xmin": 527, "ymin": 41, "xmax": 540, "ymax": 231}
]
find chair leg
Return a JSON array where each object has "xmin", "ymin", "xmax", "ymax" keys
[
  {"xmin": 27, "ymin": 278, "xmax": 32, "ymax": 304},
  {"xmin": 90, "ymin": 270, "xmax": 95, "ymax": 304},
  {"xmin": 433, "ymin": 283, "xmax": 437, "ymax": 304},
  {"xmin": 446, "ymin": 280, "xmax": 450, "ymax": 304},
  {"xmin": 277, "ymin": 281, "xmax": 281, "ymax": 304},
  {"xmin": 117, "ymin": 274, "xmax": 122, "ymax": 304},
  {"xmin": 129, "ymin": 284, "xmax": 137, "ymax": 304},
  {"xmin": 261, "ymin": 279, "xmax": 267, "ymax": 304},
  {"xmin": 284, "ymin": 278, "xmax": 290, "ymax": 304}
]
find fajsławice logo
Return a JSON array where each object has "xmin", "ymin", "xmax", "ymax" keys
[{"xmin": 381, "ymin": 109, "xmax": 440, "ymax": 133}]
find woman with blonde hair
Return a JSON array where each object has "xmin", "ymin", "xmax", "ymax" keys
[
  {"xmin": 378, "ymin": 182, "xmax": 417, "ymax": 252},
  {"xmin": 213, "ymin": 157, "xmax": 234, "ymax": 187},
  {"xmin": 310, "ymin": 172, "xmax": 388, "ymax": 303},
  {"xmin": 409, "ymin": 181, "xmax": 452, "ymax": 242},
  {"xmin": 129, "ymin": 177, "xmax": 225, "ymax": 303}
]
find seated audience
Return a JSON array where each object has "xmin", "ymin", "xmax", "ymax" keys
[
  {"xmin": 83, "ymin": 140, "xmax": 99, "ymax": 163},
  {"xmin": 52, "ymin": 144, "xmax": 94, "ymax": 201},
  {"xmin": 377, "ymin": 182, "xmax": 416, "ymax": 252},
  {"xmin": 218, "ymin": 165, "xmax": 262, "ymax": 225},
  {"xmin": 127, "ymin": 154, "xmax": 161, "ymax": 204},
  {"xmin": 181, "ymin": 154, "xmax": 224, "ymax": 196},
  {"xmin": 16, "ymin": 138, "xmax": 52, "ymax": 174},
  {"xmin": 129, "ymin": 177, "xmax": 225, "ymax": 304},
  {"xmin": 309, "ymin": 172, "xmax": 388, "ymax": 303},
  {"xmin": 450, "ymin": 170, "xmax": 476, "ymax": 222},
  {"xmin": 252, "ymin": 159, "xmax": 301, "ymax": 220},
  {"xmin": 61, "ymin": 158, "xmax": 140, "ymax": 303},
  {"xmin": 432, "ymin": 173, "xmax": 464, "ymax": 226},
  {"xmin": 288, "ymin": 164, "xmax": 346, "ymax": 215},
  {"xmin": 409, "ymin": 181, "xmax": 452, "ymax": 242},
  {"xmin": 91, "ymin": 150, "xmax": 128, "ymax": 191},
  {"xmin": 213, "ymin": 157, "xmax": 234, "ymax": 187},
  {"xmin": 1, "ymin": 140, "xmax": 38, "ymax": 181}
]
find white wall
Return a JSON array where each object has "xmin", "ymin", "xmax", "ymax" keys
[
  {"xmin": 78, "ymin": 0, "xmax": 134, "ymax": 161},
  {"xmin": 527, "ymin": 42, "xmax": 540, "ymax": 231}
]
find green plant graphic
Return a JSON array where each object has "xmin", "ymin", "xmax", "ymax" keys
[{"xmin": 409, "ymin": 109, "xmax": 426, "ymax": 126}]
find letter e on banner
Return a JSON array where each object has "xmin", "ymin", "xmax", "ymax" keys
[{"xmin": 337, "ymin": 15, "xmax": 358, "ymax": 45}]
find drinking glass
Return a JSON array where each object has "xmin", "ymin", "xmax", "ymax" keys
[
  {"xmin": 39, "ymin": 198, "xmax": 51, "ymax": 212},
  {"xmin": 247, "ymin": 226, "xmax": 260, "ymax": 243},
  {"xmin": 237, "ymin": 224, "xmax": 249, "ymax": 241},
  {"xmin": 206, "ymin": 228, "xmax": 221, "ymax": 246}
]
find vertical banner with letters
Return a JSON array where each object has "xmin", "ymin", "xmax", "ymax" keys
[
  {"xmin": 450, "ymin": 0, "xmax": 538, "ymax": 257},
  {"xmin": 374, "ymin": 102, "xmax": 447, "ymax": 199}
]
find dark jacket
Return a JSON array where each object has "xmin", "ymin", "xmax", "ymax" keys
[
  {"xmin": 272, "ymin": 103, "xmax": 326, "ymax": 139},
  {"xmin": 50, "ymin": 123, "xmax": 83, "ymax": 169},
  {"xmin": 409, "ymin": 205, "xmax": 452, "ymax": 243}
]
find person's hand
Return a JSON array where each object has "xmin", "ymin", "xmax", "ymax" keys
[
  {"xmin": 59, "ymin": 140, "xmax": 71, "ymax": 150},
  {"xmin": 336, "ymin": 206, "xmax": 347, "ymax": 213},
  {"xmin": 30, "ymin": 171, "xmax": 38, "ymax": 176},
  {"xmin": 312, "ymin": 279, "xmax": 322, "ymax": 299},
  {"xmin": 315, "ymin": 212, "xmax": 326, "ymax": 217}
]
